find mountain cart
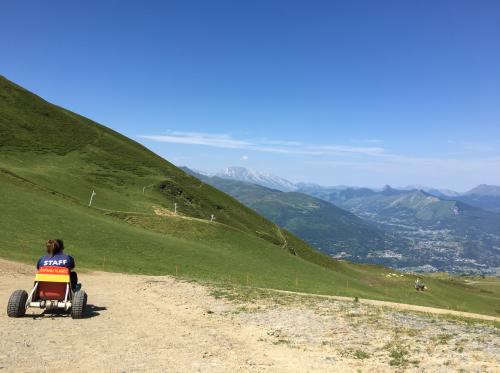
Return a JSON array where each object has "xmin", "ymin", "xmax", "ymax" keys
[
  {"xmin": 414, "ymin": 278, "xmax": 427, "ymax": 291},
  {"xmin": 7, "ymin": 266, "xmax": 87, "ymax": 319}
]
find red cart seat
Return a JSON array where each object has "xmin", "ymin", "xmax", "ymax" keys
[{"xmin": 35, "ymin": 266, "xmax": 70, "ymax": 300}]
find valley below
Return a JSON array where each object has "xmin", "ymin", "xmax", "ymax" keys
[
  {"xmin": 296, "ymin": 186, "xmax": 500, "ymax": 274},
  {"xmin": 349, "ymin": 212, "xmax": 500, "ymax": 274}
]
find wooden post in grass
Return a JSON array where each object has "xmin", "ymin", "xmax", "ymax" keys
[
  {"xmin": 143, "ymin": 184, "xmax": 154, "ymax": 194},
  {"xmin": 88, "ymin": 190, "xmax": 96, "ymax": 207},
  {"xmin": 174, "ymin": 203, "xmax": 177, "ymax": 215}
]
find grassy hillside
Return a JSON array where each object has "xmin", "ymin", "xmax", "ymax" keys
[
  {"xmin": 0, "ymin": 76, "xmax": 298, "ymax": 247},
  {"xmin": 1, "ymin": 75, "xmax": 500, "ymax": 316},
  {"xmin": 186, "ymin": 169, "xmax": 399, "ymax": 256}
]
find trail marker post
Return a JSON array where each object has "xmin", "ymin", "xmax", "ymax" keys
[
  {"xmin": 142, "ymin": 184, "xmax": 154, "ymax": 194},
  {"xmin": 174, "ymin": 203, "xmax": 177, "ymax": 215},
  {"xmin": 88, "ymin": 190, "xmax": 96, "ymax": 207}
]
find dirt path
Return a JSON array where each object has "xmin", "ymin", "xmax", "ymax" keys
[
  {"xmin": 1, "ymin": 259, "xmax": 499, "ymax": 372},
  {"xmin": 0, "ymin": 260, "xmax": 364, "ymax": 372},
  {"xmin": 262, "ymin": 288, "xmax": 500, "ymax": 322}
]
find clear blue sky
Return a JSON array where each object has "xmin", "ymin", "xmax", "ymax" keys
[{"xmin": 1, "ymin": 0, "xmax": 499, "ymax": 190}]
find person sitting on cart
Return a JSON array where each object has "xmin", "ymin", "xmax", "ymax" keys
[{"xmin": 37, "ymin": 239, "xmax": 78, "ymax": 290}]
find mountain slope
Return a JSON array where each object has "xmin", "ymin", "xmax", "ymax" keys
[
  {"xmin": 0, "ymin": 76, "xmax": 287, "ymax": 245},
  {"xmin": 0, "ymin": 75, "xmax": 338, "ymax": 276},
  {"xmin": 399, "ymin": 185, "xmax": 460, "ymax": 198},
  {"xmin": 466, "ymin": 184, "xmax": 500, "ymax": 197},
  {"xmin": 184, "ymin": 168, "xmax": 397, "ymax": 257},
  {"xmin": 456, "ymin": 184, "xmax": 500, "ymax": 213}
]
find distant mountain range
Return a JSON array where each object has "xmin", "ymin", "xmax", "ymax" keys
[
  {"xmin": 396, "ymin": 185, "xmax": 461, "ymax": 198},
  {"xmin": 466, "ymin": 184, "xmax": 500, "ymax": 197},
  {"xmin": 456, "ymin": 185, "xmax": 500, "ymax": 214},
  {"xmin": 189, "ymin": 166, "xmax": 500, "ymax": 273},
  {"xmin": 298, "ymin": 185, "xmax": 500, "ymax": 273},
  {"xmin": 212, "ymin": 166, "xmax": 500, "ymax": 213},
  {"xmin": 182, "ymin": 167, "xmax": 397, "ymax": 258}
]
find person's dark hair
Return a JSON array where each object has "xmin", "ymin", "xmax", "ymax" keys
[
  {"xmin": 46, "ymin": 239, "xmax": 64, "ymax": 256},
  {"xmin": 55, "ymin": 239, "xmax": 64, "ymax": 252}
]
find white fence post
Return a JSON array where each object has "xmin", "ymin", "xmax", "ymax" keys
[{"xmin": 88, "ymin": 190, "xmax": 96, "ymax": 207}]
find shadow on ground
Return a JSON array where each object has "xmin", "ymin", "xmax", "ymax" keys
[
  {"xmin": 27, "ymin": 304, "xmax": 107, "ymax": 319},
  {"xmin": 85, "ymin": 304, "xmax": 107, "ymax": 318}
]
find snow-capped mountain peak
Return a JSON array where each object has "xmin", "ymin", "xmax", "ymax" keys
[{"xmin": 216, "ymin": 166, "xmax": 298, "ymax": 192}]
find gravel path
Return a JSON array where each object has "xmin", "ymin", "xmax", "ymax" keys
[{"xmin": 263, "ymin": 288, "xmax": 500, "ymax": 322}]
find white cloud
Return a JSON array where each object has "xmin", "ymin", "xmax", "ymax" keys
[
  {"xmin": 306, "ymin": 154, "xmax": 500, "ymax": 173},
  {"xmin": 141, "ymin": 131, "xmax": 385, "ymax": 156},
  {"xmin": 259, "ymin": 139, "xmax": 303, "ymax": 146},
  {"xmin": 142, "ymin": 132, "xmax": 251, "ymax": 149},
  {"xmin": 140, "ymin": 131, "xmax": 500, "ymax": 189}
]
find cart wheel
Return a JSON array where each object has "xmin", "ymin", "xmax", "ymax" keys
[
  {"xmin": 71, "ymin": 290, "xmax": 87, "ymax": 319},
  {"xmin": 7, "ymin": 290, "xmax": 28, "ymax": 318}
]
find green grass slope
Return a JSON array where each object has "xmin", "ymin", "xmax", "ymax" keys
[
  {"xmin": 0, "ymin": 76, "xmax": 296, "ymax": 247},
  {"xmin": 1, "ymin": 75, "xmax": 499, "ymax": 316}
]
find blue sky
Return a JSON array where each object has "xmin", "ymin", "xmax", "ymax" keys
[{"xmin": 1, "ymin": 0, "xmax": 499, "ymax": 190}]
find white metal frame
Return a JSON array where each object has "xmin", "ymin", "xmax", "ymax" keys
[{"xmin": 26, "ymin": 281, "xmax": 73, "ymax": 311}]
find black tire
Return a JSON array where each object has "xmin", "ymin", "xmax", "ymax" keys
[
  {"xmin": 71, "ymin": 290, "xmax": 87, "ymax": 319},
  {"xmin": 7, "ymin": 290, "xmax": 28, "ymax": 318}
]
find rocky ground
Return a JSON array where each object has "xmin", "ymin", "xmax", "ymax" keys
[{"xmin": 0, "ymin": 259, "xmax": 499, "ymax": 372}]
